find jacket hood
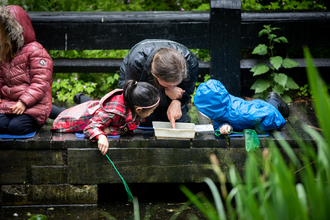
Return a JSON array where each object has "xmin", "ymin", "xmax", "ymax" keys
[
  {"xmin": 99, "ymin": 89, "xmax": 127, "ymax": 117},
  {"xmin": 194, "ymin": 79, "xmax": 230, "ymax": 120},
  {"xmin": 0, "ymin": 5, "xmax": 35, "ymax": 50}
]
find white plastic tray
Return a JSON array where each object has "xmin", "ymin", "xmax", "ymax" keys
[{"xmin": 152, "ymin": 121, "xmax": 196, "ymax": 139}]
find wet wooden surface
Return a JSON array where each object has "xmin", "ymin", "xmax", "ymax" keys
[{"xmin": 0, "ymin": 102, "xmax": 319, "ymax": 186}]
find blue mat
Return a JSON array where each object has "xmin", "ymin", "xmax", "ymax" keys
[
  {"xmin": 75, "ymin": 133, "xmax": 120, "ymax": 139},
  {"xmin": 229, "ymin": 132, "xmax": 269, "ymax": 137},
  {"xmin": 137, "ymin": 126, "xmax": 154, "ymax": 130},
  {"xmin": 0, "ymin": 131, "xmax": 37, "ymax": 139}
]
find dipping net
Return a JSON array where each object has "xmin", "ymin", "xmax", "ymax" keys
[{"xmin": 214, "ymin": 129, "xmax": 260, "ymax": 152}]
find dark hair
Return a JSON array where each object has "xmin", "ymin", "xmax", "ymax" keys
[
  {"xmin": 0, "ymin": 21, "xmax": 15, "ymax": 62},
  {"xmin": 151, "ymin": 48, "xmax": 187, "ymax": 83},
  {"xmin": 123, "ymin": 80, "xmax": 159, "ymax": 115}
]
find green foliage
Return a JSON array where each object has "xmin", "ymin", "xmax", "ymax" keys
[
  {"xmin": 52, "ymin": 73, "xmax": 98, "ymax": 103},
  {"xmin": 241, "ymin": 0, "xmax": 327, "ymax": 10},
  {"xmin": 177, "ymin": 47, "xmax": 330, "ymax": 220},
  {"xmin": 250, "ymin": 25, "xmax": 300, "ymax": 102},
  {"xmin": 52, "ymin": 72, "xmax": 119, "ymax": 103}
]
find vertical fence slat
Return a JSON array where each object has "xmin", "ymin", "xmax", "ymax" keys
[{"xmin": 210, "ymin": 0, "xmax": 241, "ymax": 96}]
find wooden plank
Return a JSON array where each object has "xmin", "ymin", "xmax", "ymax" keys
[
  {"xmin": 288, "ymin": 104, "xmax": 314, "ymax": 141},
  {"xmin": 28, "ymin": 11, "xmax": 330, "ymax": 51},
  {"xmin": 269, "ymin": 121, "xmax": 301, "ymax": 148},
  {"xmin": 52, "ymin": 132, "xmax": 86, "ymax": 149},
  {"xmin": 1, "ymin": 184, "xmax": 97, "ymax": 206},
  {"xmin": 53, "ymin": 58, "xmax": 212, "ymax": 75},
  {"xmin": 296, "ymin": 101, "xmax": 320, "ymax": 130},
  {"xmin": 0, "ymin": 150, "xmax": 65, "ymax": 184},
  {"xmin": 193, "ymin": 131, "xmax": 227, "ymax": 148},
  {"xmin": 31, "ymin": 166, "xmax": 67, "ymax": 184},
  {"xmin": 210, "ymin": 1, "xmax": 241, "ymax": 96},
  {"xmin": 241, "ymin": 11, "xmax": 330, "ymax": 48},
  {"xmin": 67, "ymin": 148, "xmax": 248, "ymax": 184}
]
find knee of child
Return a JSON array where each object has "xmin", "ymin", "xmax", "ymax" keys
[{"xmin": 8, "ymin": 121, "xmax": 35, "ymax": 135}]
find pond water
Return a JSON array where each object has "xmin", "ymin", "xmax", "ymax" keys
[{"xmin": 0, "ymin": 183, "xmax": 212, "ymax": 220}]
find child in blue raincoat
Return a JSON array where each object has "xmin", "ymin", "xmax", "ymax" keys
[{"xmin": 194, "ymin": 79, "xmax": 289, "ymax": 134}]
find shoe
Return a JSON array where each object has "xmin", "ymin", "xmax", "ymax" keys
[
  {"xmin": 73, "ymin": 93, "xmax": 84, "ymax": 104},
  {"xmin": 267, "ymin": 92, "xmax": 290, "ymax": 118}
]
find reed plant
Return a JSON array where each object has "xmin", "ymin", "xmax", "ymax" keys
[{"xmin": 175, "ymin": 47, "xmax": 330, "ymax": 220}]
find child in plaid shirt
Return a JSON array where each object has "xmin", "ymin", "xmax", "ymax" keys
[{"xmin": 52, "ymin": 80, "xmax": 160, "ymax": 155}]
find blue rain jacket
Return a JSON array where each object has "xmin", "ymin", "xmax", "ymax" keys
[{"xmin": 194, "ymin": 79, "xmax": 286, "ymax": 131}]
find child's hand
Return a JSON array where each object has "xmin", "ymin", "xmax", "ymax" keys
[
  {"xmin": 98, "ymin": 135, "xmax": 109, "ymax": 155},
  {"xmin": 103, "ymin": 127, "xmax": 111, "ymax": 135},
  {"xmin": 11, "ymin": 100, "xmax": 26, "ymax": 115},
  {"xmin": 220, "ymin": 124, "xmax": 232, "ymax": 134}
]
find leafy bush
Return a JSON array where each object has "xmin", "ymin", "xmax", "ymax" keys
[
  {"xmin": 241, "ymin": 0, "xmax": 327, "ymax": 10},
  {"xmin": 176, "ymin": 47, "xmax": 330, "ymax": 219},
  {"xmin": 250, "ymin": 25, "xmax": 300, "ymax": 102}
]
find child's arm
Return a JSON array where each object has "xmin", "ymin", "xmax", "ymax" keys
[
  {"xmin": 18, "ymin": 46, "xmax": 53, "ymax": 108},
  {"xmin": 83, "ymin": 111, "xmax": 120, "ymax": 154}
]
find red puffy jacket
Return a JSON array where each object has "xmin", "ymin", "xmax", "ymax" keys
[{"xmin": 0, "ymin": 6, "xmax": 53, "ymax": 126}]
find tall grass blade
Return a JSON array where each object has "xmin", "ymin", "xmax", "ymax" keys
[
  {"xmin": 204, "ymin": 177, "xmax": 227, "ymax": 220},
  {"xmin": 303, "ymin": 47, "xmax": 330, "ymax": 143}
]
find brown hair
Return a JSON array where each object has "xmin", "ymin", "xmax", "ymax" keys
[
  {"xmin": 0, "ymin": 21, "xmax": 15, "ymax": 62},
  {"xmin": 151, "ymin": 48, "xmax": 187, "ymax": 85}
]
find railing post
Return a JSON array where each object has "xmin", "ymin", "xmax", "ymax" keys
[{"xmin": 210, "ymin": 0, "xmax": 241, "ymax": 96}]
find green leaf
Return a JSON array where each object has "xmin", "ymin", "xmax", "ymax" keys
[
  {"xmin": 277, "ymin": 36, "xmax": 289, "ymax": 43},
  {"xmin": 259, "ymin": 29, "xmax": 268, "ymax": 37},
  {"xmin": 263, "ymin": 25, "xmax": 271, "ymax": 30},
  {"xmin": 270, "ymin": 56, "xmax": 283, "ymax": 70},
  {"xmin": 252, "ymin": 44, "xmax": 268, "ymax": 56},
  {"xmin": 273, "ymin": 84, "xmax": 285, "ymax": 95},
  {"xmin": 281, "ymin": 94, "xmax": 292, "ymax": 103},
  {"xmin": 250, "ymin": 79, "xmax": 271, "ymax": 93},
  {"xmin": 285, "ymin": 77, "xmax": 299, "ymax": 89},
  {"xmin": 274, "ymin": 73, "xmax": 288, "ymax": 87},
  {"xmin": 273, "ymin": 39, "xmax": 280, "ymax": 43},
  {"xmin": 282, "ymin": 58, "xmax": 299, "ymax": 68},
  {"xmin": 271, "ymin": 27, "xmax": 281, "ymax": 31},
  {"xmin": 268, "ymin": 34, "xmax": 277, "ymax": 41},
  {"xmin": 250, "ymin": 63, "xmax": 269, "ymax": 76}
]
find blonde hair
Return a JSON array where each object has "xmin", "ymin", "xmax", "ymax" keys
[
  {"xmin": 151, "ymin": 48, "xmax": 187, "ymax": 83},
  {"xmin": 0, "ymin": 21, "xmax": 15, "ymax": 62}
]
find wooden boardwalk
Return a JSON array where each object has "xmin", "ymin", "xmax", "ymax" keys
[{"xmin": 0, "ymin": 102, "xmax": 319, "ymax": 205}]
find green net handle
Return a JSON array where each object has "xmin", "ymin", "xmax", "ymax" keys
[{"xmin": 214, "ymin": 130, "xmax": 242, "ymax": 136}]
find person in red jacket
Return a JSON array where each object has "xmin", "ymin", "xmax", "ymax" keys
[
  {"xmin": 52, "ymin": 80, "xmax": 160, "ymax": 155},
  {"xmin": 0, "ymin": 6, "xmax": 53, "ymax": 135}
]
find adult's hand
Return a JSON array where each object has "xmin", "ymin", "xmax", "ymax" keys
[
  {"xmin": 11, "ymin": 100, "xmax": 26, "ymax": 115},
  {"xmin": 220, "ymin": 124, "xmax": 233, "ymax": 135},
  {"xmin": 167, "ymin": 100, "xmax": 182, "ymax": 129},
  {"xmin": 98, "ymin": 135, "xmax": 109, "ymax": 155},
  {"xmin": 165, "ymin": 87, "xmax": 185, "ymax": 100}
]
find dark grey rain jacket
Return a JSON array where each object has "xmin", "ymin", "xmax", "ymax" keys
[{"xmin": 118, "ymin": 39, "xmax": 198, "ymax": 110}]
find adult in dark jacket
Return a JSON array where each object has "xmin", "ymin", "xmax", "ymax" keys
[
  {"xmin": 0, "ymin": 6, "xmax": 53, "ymax": 135},
  {"xmin": 118, "ymin": 39, "xmax": 198, "ymax": 128}
]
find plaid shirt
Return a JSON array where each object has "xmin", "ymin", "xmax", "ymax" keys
[{"xmin": 52, "ymin": 89, "xmax": 141, "ymax": 141}]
